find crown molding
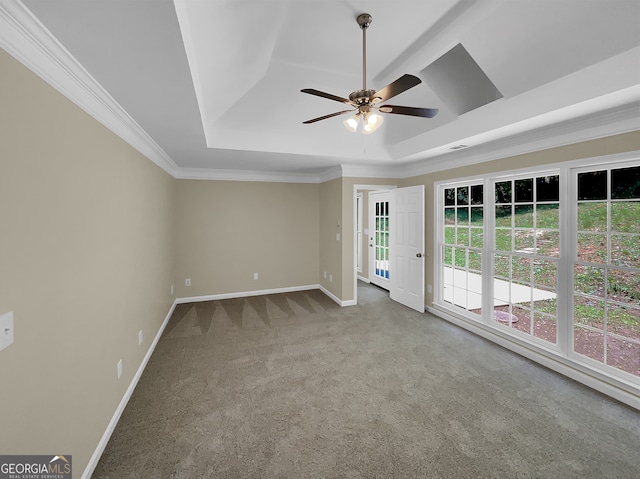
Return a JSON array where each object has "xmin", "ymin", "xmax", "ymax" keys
[
  {"xmin": 0, "ymin": 0, "xmax": 178, "ymax": 176},
  {"xmin": 174, "ymin": 166, "xmax": 327, "ymax": 183}
]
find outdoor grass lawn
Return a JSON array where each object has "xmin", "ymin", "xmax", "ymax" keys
[{"xmin": 443, "ymin": 202, "xmax": 640, "ymax": 352}]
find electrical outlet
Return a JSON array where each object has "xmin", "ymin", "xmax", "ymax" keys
[
  {"xmin": 138, "ymin": 330, "xmax": 143, "ymax": 345},
  {"xmin": 329, "ymin": 274, "xmax": 333, "ymax": 283},
  {"xmin": 185, "ymin": 278, "xmax": 191, "ymax": 286},
  {"xmin": 254, "ymin": 272, "xmax": 259, "ymax": 280},
  {"xmin": 0, "ymin": 311, "xmax": 14, "ymax": 352},
  {"xmin": 170, "ymin": 284, "xmax": 174, "ymax": 295},
  {"xmin": 117, "ymin": 359, "xmax": 123, "ymax": 380},
  {"xmin": 323, "ymin": 271, "xmax": 327, "ymax": 279},
  {"xmin": 336, "ymin": 233, "xmax": 340, "ymax": 241},
  {"xmin": 427, "ymin": 284, "xmax": 432, "ymax": 294}
]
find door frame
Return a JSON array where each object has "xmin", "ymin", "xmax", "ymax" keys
[
  {"xmin": 369, "ymin": 190, "xmax": 392, "ymax": 290},
  {"xmin": 352, "ymin": 184, "xmax": 397, "ymax": 306}
]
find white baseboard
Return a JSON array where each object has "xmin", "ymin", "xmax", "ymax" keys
[
  {"xmin": 82, "ymin": 301, "xmax": 177, "ymax": 479},
  {"xmin": 176, "ymin": 284, "xmax": 321, "ymax": 304},
  {"xmin": 428, "ymin": 304, "xmax": 640, "ymax": 411},
  {"xmin": 357, "ymin": 275, "xmax": 370, "ymax": 283}
]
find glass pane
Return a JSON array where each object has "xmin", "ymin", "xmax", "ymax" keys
[
  {"xmin": 445, "ymin": 207, "xmax": 455, "ymax": 225},
  {"xmin": 577, "ymin": 233, "xmax": 607, "ymax": 263},
  {"xmin": 611, "ymin": 202, "xmax": 640, "ymax": 233},
  {"xmin": 574, "ymin": 265, "xmax": 605, "ymax": 298},
  {"xmin": 515, "ymin": 230, "xmax": 534, "ymax": 252},
  {"xmin": 495, "ymin": 205, "xmax": 512, "ymax": 227},
  {"xmin": 534, "ymin": 311, "xmax": 557, "ymax": 344},
  {"xmin": 495, "ymin": 181, "xmax": 511, "ymax": 203},
  {"xmin": 574, "ymin": 324, "xmax": 604, "ymax": 363},
  {"xmin": 443, "ymin": 245, "xmax": 453, "ymax": 266},
  {"xmin": 471, "ymin": 185, "xmax": 483, "ymax": 205},
  {"xmin": 494, "ymin": 254, "xmax": 510, "ymax": 280},
  {"xmin": 534, "ymin": 298, "xmax": 557, "ymax": 317},
  {"xmin": 515, "ymin": 205, "xmax": 534, "ymax": 227},
  {"xmin": 574, "ymin": 295, "xmax": 605, "ymax": 330},
  {"xmin": 444, "ymin": 188, "xmax": 456, "ymax": 206},
  {"xmin": 470, "ymin": 207, "xmax": 483, "ymax": 225},
  {"xmin": 444, "ymin": 226, "xmax": 455, "ymax": 245},
  {"xmin": 607, "ymin": 303, "xmax": 640, "ymax": 338},
  {"xmin": 534, "ymin": 259, "xmax": 556, "ymax": 290},
  {"xmin": 493, "ymin": 305, "xmax": 515, "ymax": 325},
  {"xmin": 495, "ymin": 229, "xmax": 512, "ymax": 251},
  {"xmin": 606, "ymin": 335, "xmax": 640, "ymax": 376},
  {"xmin": 375, "ymin": 202, "xmax": 379, "ymax": 216},
  {"xmin": 456, "ymin": 207, "xmax": 469, "ymax": 225},
  {"xmin": 515, "ymin": 178, "xmax": 533, "ymax": 202},
  {"xmin": 512, "ymin": 305, "xmax": 531, "ymax": 333},
  {"xmin": 469, "ymin": 250, "xmax": 482, "ymax": 271},
  {"xmin": 577, "ymin": 202, "xmax": 607, "ymax": 232},
  {"xmin": 470, "ymin": 227, "xmax": 484, "ymax": 248},
  {"xmin": 456, "ymin": 228, "xmax": 469, "ymax": 246},
  {"xmin": 536, "ymin": 230, "xmax": 559, "ymax": 257},
  {"xmin": 536, "ymin": 175, "xmax": 560, "ymax": 201},
  {"xmin": 611, "ymin": 166, "xmax": 640, "ymax": 199},
  {"xmin": 578, "ymin": 170, "xmax": 607, "ymax": 200},
  {"xmin": 608, "ymin": 268, "xmax": 640, "ymax": 305},
  {"xmin": 457, "ymin": 186, "xmax": 469, "ymax": 205},
  {"xmin": 454, "ymin": 248, "xmax": 467, "ymax": 268},
  {"xmin": 536, "ymin": 204, "xmax": 559, "ymax": 229},
  {"xmin": 512, "ymin": 256, "xmax": 532, "ymax": 284},
  {"xmin": 611, "ymin": 234, "xmax": 640, "ymax": 269}
]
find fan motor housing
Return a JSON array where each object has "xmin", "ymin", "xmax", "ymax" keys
[{"xmin": 349, "ymin": 89, "xmax": 379, "ymax": 105}]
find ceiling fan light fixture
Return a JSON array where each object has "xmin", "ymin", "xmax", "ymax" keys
[
  {"xmin": 362, "ymin": 111, "xmax": 383, "ymax": 134},
  {"xmin": 343, "ymin": 114, "xmax": 360, "ymax": 133}
]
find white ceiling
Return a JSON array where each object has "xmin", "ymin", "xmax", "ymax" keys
[{"xmin": 9, "ymin": 0, "xmax": 640, "ymax": 178}]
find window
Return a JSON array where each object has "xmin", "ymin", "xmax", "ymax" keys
[
  {"xmin": 573, "ymin": 165, "xmax": 640, "ymax": 376},
  {"xmin": 436, "ymin": 159, "xmax": 639, "ymax": 383},
  {"xmin": 493, "ymin": 175, "xmax": 559, "ymax": 345},
  {"xmin": 441, "ymin": 183, "xmax": 483, "ymax": 316}
]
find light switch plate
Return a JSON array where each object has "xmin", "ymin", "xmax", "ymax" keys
[{"xmin": 0, "ymin": 311, "xmax": 14, "ymax": 351}]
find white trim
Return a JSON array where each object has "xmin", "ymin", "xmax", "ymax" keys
[
  {"xmin": 428, "ymin": 304, "xmax": 639, "ymax": 410},
  {"xmin": 81, "ymin": 300, "xmax": 178, "ymax": 479},
  {"xmin": 176, "ymin": 284, "xmax": 321, "ymax": 304},
  {"xmin": 174, "ymin": 167, "xmax": 325, "ymax": 184},
  {"xmin": 0, "ymin": 0, "xmax": 178, "ymax": 177},
  {"xmin": 357, "ymin": 275, "xmax": 370, "ymax": 283},
  {"xmin": 398, "ymin": 100, "xmax": 640, "ymax": 179}
]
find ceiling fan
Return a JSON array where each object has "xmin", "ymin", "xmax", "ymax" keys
[{"xmin": 301, "ymin": 13, "xmax": 438, "ymax": 134}]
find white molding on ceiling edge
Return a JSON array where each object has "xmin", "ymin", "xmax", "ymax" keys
[
  {"xmin": 0, "ymin": 0, "xmax": 179, "ymax": 176},
  {"xmin": 2, "ymin": 0, "xmax": 637, "ymax": 186}
]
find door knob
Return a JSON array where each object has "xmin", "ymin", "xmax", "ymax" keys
[{"xmin": 416, "ymin": 253, "xmax": 423, "ymax": 258}]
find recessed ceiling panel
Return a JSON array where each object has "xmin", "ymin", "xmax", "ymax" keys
[{"xmin": 422, "ymin": 43, "xmax": 502, "ymax": 115}]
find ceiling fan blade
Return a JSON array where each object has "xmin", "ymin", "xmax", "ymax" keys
[
  {"xmin": 373, "ymin": 74, "xmax": 422, "ymax": 103},
  {"xmin": 379, "ymin": 105, "xmax": 439, "ymax": 118},
  {"xmin": 303, "ymin": 109, "xmax": 354, "ymax": 124},
  {"xmin": 301, "ymin": 88, "xmax": 355, "ymax": 105}
]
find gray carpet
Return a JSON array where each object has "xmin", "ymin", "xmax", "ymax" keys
[{"xmin": 92, "ymin": 283, "xmax": 640, "ymax": 478}]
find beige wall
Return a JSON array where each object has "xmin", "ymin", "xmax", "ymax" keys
[
  {"xmin": 0, "ymin": 49, "xmax": 176, "ymax": 477},
  {"xmin": 319, "ymin": 178, "xmax": 342, "ymax": 298},
  {"xmin": 174, "ymin": 179, "xmax": 319, "ymax": 298}
]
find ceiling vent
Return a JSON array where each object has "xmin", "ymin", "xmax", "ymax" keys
[{"xmin": 421, "ymin": 43, "xmax": 502, "ymax": 116}]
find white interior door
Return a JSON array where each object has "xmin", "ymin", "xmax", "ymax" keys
[
  {"xmin": 368, "ymin": 191, "xmax": 391, "ymax": 290},
  {"xmin": 390, "ymin": 185, "xmax": 425, "ymax": 312}
]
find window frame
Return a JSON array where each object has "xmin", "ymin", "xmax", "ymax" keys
[{"xmin": 434, "ymin": 155, "xmax": 640, "ymax": 387}]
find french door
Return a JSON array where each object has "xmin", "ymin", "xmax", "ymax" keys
[{"xmin": 369, "ymin": 191, "xmax": 391, "ymax": 290}]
